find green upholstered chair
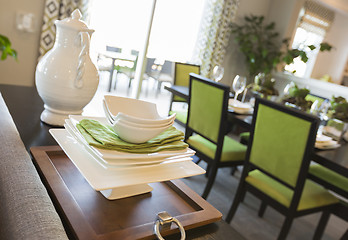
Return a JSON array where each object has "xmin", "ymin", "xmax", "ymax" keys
[
  {"xmin": 305, "ymin": 93, "xmax": 327, "ymax": 106},
  {"xmin": 309, "ymin": 164, "xmax": 348, "ymax": 198},
  {"xmin": 225, "ymin": 97, "xmax": 339, "ymax": 240},
  {"xmin": 169, "ymin": 62, "xmax": 200, "ymax": 125},
  {"xmin": 184, "ymin": 73, "xmax": 247, "ymax": 199},
  {"xmin": 239, "ymin": 132, "xmax": 250, "ymax": 145},
  {"xmin": 114, "ymin": 49, "xmax": 139, "ymax": 90},
  {"xmin": 156, "ymin": 60, "xmax": 174, "ymax": 96},
  {"xmin": 309, "ymin": 164, "xmax": 348, "ymax": 239}
]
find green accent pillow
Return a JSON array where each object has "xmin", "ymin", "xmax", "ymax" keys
[
  {"xmin": 309, "ymin": 164, "xmax": 348, "ymax": 192},
  {"xmin": 186, "ymin": 135, "xmax": 247, "ymax": 162},
  {"xmin": 246, "ymin": 170, "xmax": 339, "ymax": 211}
]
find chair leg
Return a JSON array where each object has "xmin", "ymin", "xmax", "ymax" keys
[
  {"xmin": 191, "ymin": 155, "xmax": 201, "ymax": 164},
  {"xmin": 313, "ymin": 211, "xmax": 330, "ymax": 240},
  {"xmin": 156, "ymin": 81, "xmax": 161, "ymax": 97},
  {"xmin": 230, "ymin": 167, "xmax": 238, "ymax": 176},
  {"xmin": 202, "ymin": 164, "xmax": 218, "ymax": 199},
  {"xmin": 225, "ymin": 182, "xmax": 246, "ymax": 223},
  {"xmin": 258, "ymin": 201, "xmax": 267, "ymax": 217},
  {"xmin": 278, "ymin": 216, "xmax": 294, "ymax": 240},
  {"xmin": 205, "ymin": 164, "xmax": 211, "ymax": 178},
  {"xmin": 340, "ymin": 229, "xmax": 348, "ymax": 240}
]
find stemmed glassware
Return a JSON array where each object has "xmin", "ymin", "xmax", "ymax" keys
[
  {"xmin": 212, "ymin": 65, "xmax": 224, "ymax": 82},
  {"xmin": 310, "ymin": 99, "xmax": 330, "ymax": 121},
  {"xmin": 232, "ymin": 75, "xmax": 247, "ymax": 102}
]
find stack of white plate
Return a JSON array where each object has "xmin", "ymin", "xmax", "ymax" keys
[
  {"xmin": 49, "ymin": 115, "xmax": 204, "ymax": 200},
  {"xmin": 315, "ymin": 134, "xmax": 341, "ymax": 150},
  {"xmin": 103, "ymin": 95, "xmax": 176, "ymax": 143},
  {"xmin": 228, "ymin": 99, "xmax": 254, "ymax": 114}
]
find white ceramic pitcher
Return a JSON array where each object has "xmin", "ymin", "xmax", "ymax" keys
[{"xmin": 35, "ymin": 9, "xmax": 99, "ymax": 126}]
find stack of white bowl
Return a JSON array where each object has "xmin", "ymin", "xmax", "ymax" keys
[{"xmin": 103, "ymin": 95, "xmax": 176, "ymax": 143}]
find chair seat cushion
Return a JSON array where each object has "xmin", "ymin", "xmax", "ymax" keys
[
  {"xmin": 186, "ymin": 135, "xmax": 247, "ymax": 162},
  {"xmin": 239, "ymin": 132, "xmax": 250, "ymax": 145},
  {"xmin": 246, "ymin": 170, "xmax": 339, "ymax": 211},
  {"xmin": 309, "ymin": 164, "xmax": 348, "ymax": 193},
  {"xmin": 170, "ymin": 110, "xmax": 187, "ymax": 124}
]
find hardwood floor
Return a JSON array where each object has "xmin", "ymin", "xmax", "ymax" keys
[
  {"xmin": 180, "ymin": 163, "xmax": 347, "ymax": 240},
  {"xmin": 96, "ymin": 75, "xmax": 347, "ymax": 240}
]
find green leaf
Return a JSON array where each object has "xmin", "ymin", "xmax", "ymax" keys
[
  {"xmin": 265, "ymin": 22, "xmax": 275, "ymax": 30},
  {"xmin": 308, "ymin": 45, "xmax": 316, "ymax": 50},
  {"xmin": 320, "ymin": 42, "xmax": 333, "ymax": 51},
  {"xmin": 0, "ymin": 34, "xmax": 17, "ymax": 61}
]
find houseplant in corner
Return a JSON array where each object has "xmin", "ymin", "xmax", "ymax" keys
[
  {"xmin": 0, "ymin": 34, "xmax": 17, "ymax": 61},
  {"xmin": 230, "ymin": 15, "xmax": 331, "ymax": 97}
]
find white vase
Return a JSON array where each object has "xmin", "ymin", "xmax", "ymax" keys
[{"xmin": 35, "ymin": 9, "xmax": 99, "ymax": 126}]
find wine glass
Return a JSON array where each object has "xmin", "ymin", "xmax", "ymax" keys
[
  {"xmin": 283, "ymin": 82, "xmax": 295, "ymax": 97},
  {"xmin": 310, "ymin": 100, "xmax": 320, "ymax": 116},
  {"xmin": 232, "ymin": 75, "xmax": 247, "ymax": 102},
  {"xmin": 318, "ymin": 99, "xmax": 330, "ymax": 121},
  {"xmin": 212, "ymin": 65, "xmax": 224, "ymax": 82}
]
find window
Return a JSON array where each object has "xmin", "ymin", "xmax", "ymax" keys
[
  {"xmin": 285, "ymin": 0, "xmax": 334, "ymax": 78},
  {"xmin": 89, "ymin": 0, "xmax": 205, "ymax": 63}
]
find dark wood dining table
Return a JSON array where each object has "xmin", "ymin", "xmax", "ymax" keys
[
  {"xmin": 164, "ymin": 85, "xmax": 348, "ymax": 181},
  {"xmin": 0, "ymin": 84, "xmax": 246, "ymax": 240}
]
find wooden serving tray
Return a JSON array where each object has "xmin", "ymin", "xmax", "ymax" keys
[{"xmin": 31, "ymin": 146, "xmax": 222, "ymax": 240}]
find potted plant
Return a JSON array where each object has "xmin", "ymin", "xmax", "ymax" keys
[
  {"xmin": 248, "ymin": 72, "xmax": 279, "ymax": 99},
  {"xmin": 327, "ymin": 96, "xmax": 348, "ymax": 122},
  {"xmin": 230, "ymin": 15, "xmax": 331, "ymax": 95},
  {"xmin": 323, "ymin": 96, "xmax": 348, "ymax": 141},
  {"xmin": 0, "ymin": 34, "xmax": 17, "ymax": 61},
  {"xmin": 281, "ymin": 83, "xmax": 312, "ymax": 111}
]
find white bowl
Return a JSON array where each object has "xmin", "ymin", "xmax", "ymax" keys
[
  {"xmin": 115, "ymin": 112, "xmax": 176, "ymax": 125},
  {"xmin": 116, "ymin": 118, "xmax": 174, "ymax": 129},
  {"xmin": 112, "ymin": 119, "xmax": 170, "ymax": 143},
  {"xmin": 104, "ymin": 95, "xmax": 161, "ymax": 119}
]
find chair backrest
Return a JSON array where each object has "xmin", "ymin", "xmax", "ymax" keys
[
  {"xmin": 173, "ymin": 62, "xmax": 200, "ymax": 102},
  {"xmin": 160, "ymin": 60, "xmax": 174, "ymax": 75},
  {"xmin": 305, "ymin": 93, "xmax": 327, "ymax": 106},
  {"xmin": 144, "ymin": 58, "xmax": 156, "ymax": 74},
  {"xmin": 106, "ymin": 46, "xmax": 122, "ymax": 53},
  {"xmin": 131, "ymin": 49, "xmax": 139, "ymax": 56},
  {"xmin": 246, "ymin": 98, "xmax": 319, "ymax": 188},
  {"xmin": 186, "ymin": 73, "xmax": 229, "ymax": 144}
]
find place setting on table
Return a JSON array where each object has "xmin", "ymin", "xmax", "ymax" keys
[
  {"xmin": 228, "ymin": 75, "xmax": 254, "ymax": 115},
  {"xmin": 212, "ymin": 66, "xmax": 254, "ymax": 116}
]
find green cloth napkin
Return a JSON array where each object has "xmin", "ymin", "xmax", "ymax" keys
[{"xmin": 76, "ymin": 119, "xmax": 188, "ymax": 153}]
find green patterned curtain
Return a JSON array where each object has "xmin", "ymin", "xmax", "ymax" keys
[
  {"xmin": 193, "ymin": 0, "xmax": 239, "ymax": 78},
  {"xmin": 38, "ymin": 0, "xmax": 91, "ymax": 59}
]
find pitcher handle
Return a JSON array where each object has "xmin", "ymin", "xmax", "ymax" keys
[{"xmin": 75, "ymin": 32, "xmax": 90, "ymax": 89}]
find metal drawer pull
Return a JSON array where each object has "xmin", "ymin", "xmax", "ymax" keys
[{"xmin": 154, "ymin": 211, "xmax": 185, "ymax": 240}]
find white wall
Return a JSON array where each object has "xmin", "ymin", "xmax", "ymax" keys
[
  {"xmin": 0, "ymin": 0, "xmax": 45, "ymax": 86},
  {"xmin": 311, "ymin": 10, "xmax": 348, "ymax": 83},
  {"xmin": 267, "ymin": 0, "xmax": 304, "ymax": 40},
  {"xmin": 221, "ymin": 0, "xmax": 271, "ymax": 86}
]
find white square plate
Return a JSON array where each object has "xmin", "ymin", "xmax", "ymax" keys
[
  {"xmin": 68, "ymin": 115, "xmax": 195, "ymax": 160},
  {"xmin": 50, "ymin": 128, "xmax": 205, "ymax": 191},
  {"xmin": 64, "ymin": 120, "xmax": 194, "ymax": 168}
]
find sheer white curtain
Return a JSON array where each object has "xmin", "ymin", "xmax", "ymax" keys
[{"xmin": 193, "ymin": 0, "xmax": 240, "ymax": 78}]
